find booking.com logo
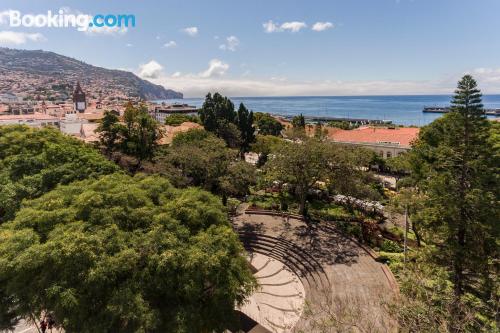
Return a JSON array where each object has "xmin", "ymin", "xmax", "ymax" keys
[{"xmin": 5, "ymin": 10, "xmax": 135, "ymax": 32}]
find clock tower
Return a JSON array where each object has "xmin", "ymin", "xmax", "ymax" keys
[{"xmin": 73, "ymin": 81, "xmax": 86, "ymax": 113}]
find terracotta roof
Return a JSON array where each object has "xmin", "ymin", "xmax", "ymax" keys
[
  {"xmin": 0, "ymin": 112, "xmax": 59, "ymax": 121},
  {"xmin": 77, "ymin": 112, "xmax": 104, "ymax": 121},
  {"xmin": 328, "ymin": 126, "xmax": 420, "ymax": 147}
]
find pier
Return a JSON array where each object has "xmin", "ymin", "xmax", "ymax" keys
[
  {"xmin": 276, "ymin": 114, "xmax": 393, "ymax": 125},
  {"xmin": 423, "ymin": 106, "xmax": 500, "ymax": 116}
]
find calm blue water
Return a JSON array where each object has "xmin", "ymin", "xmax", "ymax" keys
[{"xmin": 159, "ymin": 95, "xmax": 500, "ymax": 126}]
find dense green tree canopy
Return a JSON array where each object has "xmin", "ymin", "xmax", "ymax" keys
[
  {"xmin": 251, "ymin": 135, "xmax": 283, "ymax": 167},
  {"xmin": 291, "ymin": 114, "xmax": 306, "ymax": 129},
  {"xmin": 0, "ymin": 173, "xmax": 255, "ymax": 332},
  {"xmin": 265, "ymin": 138, "xmax": 382, "ymax": 216},
  {"xmin": 253, "ymin": 113, "xmax": 283, "ymax": 136},
  {"xmin": 325, "ymin": 145, "xmax": 383, "ymax": 204},
  {"xmin": 171, "ymin": 128, "xmax": 212, "ymax": 146},
  {"xmin": 264, "ymin": 138, "xmax": 331, "ymax": 216},
  {"xmin": 198, "ymin": 93, "xmax": 237, "ymax": 133},
  {"xmin": 163, "ymin": 114, "xmax": 200, "ymax": 126},
  {"xmin": 95, "ymin": 103, "xmax": 164, "ymax": 170},
  {"xmin": 151, "ymin": 130, "xmax": 256, "ymax": 204},
  {"xmin": 121, "ymin": 103, "xmax": 163, "ymax": 167},
  {"xmin": 198, "ymin": 93, "xmax": 256, "ymax": 151},
  {"xmin": 96, "ymin": 110, "xmax": 121, "ymax": 156},
  {"xmin": 236, "ymin": 103, "xmax": 255, "ymax": 157},
  {"xmin": 0, "ymin": 126, "xmax": 119, "ymax": 222},
  {"xmin": 287, "ymin": 114, "xmax": 307, "ymax": 138}
]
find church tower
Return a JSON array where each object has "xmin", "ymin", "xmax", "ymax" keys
[{"xmin": 73, "ymin": 81, "xmax": 86, "ymax": 113}]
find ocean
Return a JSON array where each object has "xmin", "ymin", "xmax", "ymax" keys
[{"xmin": 159, "ymin": 95, "xmax": 500, "ymax": 126}]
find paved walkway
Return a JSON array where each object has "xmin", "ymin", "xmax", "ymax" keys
[
  {"xmin": 233, "ymin": 210, "xmax": 398, "ymax": 332},
  {"xmin": 238, "ymin": 253, "xmax": 306, "ymax": 333}
]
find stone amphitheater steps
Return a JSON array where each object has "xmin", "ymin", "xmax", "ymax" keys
[
  {"xmin": 234, "ymin": 211, "xmax": 399, "ymax": 333},
  {"xmin": 242, "ymin": 241, "xmax": 326, "ymax": 290},
  {"xmin": 241, "ymin": 252, "xmax": 306, "ymax": 333},
  {"xmin": 254, "ymin": 266, "xmax": 286, "ymax": 279},
  {"xmin": 238, "ymin": 231, "xmax": 331, "ymax": 294},
  {"xmin": 241, "ymin": 236, "xmax": 319, "ymax": 287}
]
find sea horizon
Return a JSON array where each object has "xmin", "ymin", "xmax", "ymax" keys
[{"xmin": 159, "ymin": 94, "xmax": 500, "ymax": 126}]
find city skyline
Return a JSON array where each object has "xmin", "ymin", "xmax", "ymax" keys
[{"xmin": 1, "ymin": 0, "xmax": 500, "ymax": 97}]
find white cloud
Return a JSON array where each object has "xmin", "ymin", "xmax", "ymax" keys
[
  {"xmin": 163, "ymin": 40, "xmax": 177, "ymax": 48},
  {"xmin": 0, "ymin": 31, "xmax": 46, "ymax": 45},
  {"xmin": 182, "ymin": 26, "xmax": 198, "ymax": 37},
  {"xmin": 263, "ymin": 20, "xmax": 280, "ymax": 33},
  {"xmin": 126, "ymin": 43, "xmax": 133, "ymax": 47},
  {"xmin": 263, "ymin": 20, "xmax": 307, "ymax": 33},
  {"xmin": 139, "ymin": 60, "xmax": 500, "ymax": 98},
  {"xmin": 144, "ymin": 70, "xmax": 500, "ymax": 98},
  {"xmin": 138, "ymin": 60, "xmax": 164, "ymax": 79},
  {"xmin": 158, "ymin": 77, "xmax": 452, "ymax": 98},
  {"xmin": 471, "ymin": 68, "xmax": 500, "ymax": 84},
  {"xmin": 280, "ymin": 21, "xmax": 307, "ymax": 33},
  {"xmin": 219, "ymin": 36, "xmax": 239, "ymax": 51},
  {"xmin": 312, "ymin": 22, "xmax": 334, "ymax": 31},
  {"xmin": 156, "ymin": 35, "xmax": 161, "ymax": 40},
  {"xmin": 199, "ymin": 59, "xmax": 229, "ymax": 78}
]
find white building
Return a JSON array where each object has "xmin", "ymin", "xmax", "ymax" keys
[
  {"xmin": 60, "ymin": 113, "xmax": 88, "ymax": 135},
  {"xmin": 152, "ymin": 104, "xmax": 197, "ymax": 123}
]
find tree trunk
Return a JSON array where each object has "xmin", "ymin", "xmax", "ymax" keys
[
  {"xmin": 404, "ymin": 206, "xmax": 408, "ymax": 264},
  {"xmin": 454, "ymin": 227, "xmax": 466, "ymax": 298},
  {"xmin": 298, "ymin": 189, "xmax": 307, "ymax": 217},
  {"xmin": 449, "ymin": 222, "xmax": 466, "ymax": 333},
  {"xmin": 299, "ymin": 197, "xmax": 306, "ymax": 216},
  {"xmin": 411, "ymin": 220, "xmax": 422, "ymax": 247}
]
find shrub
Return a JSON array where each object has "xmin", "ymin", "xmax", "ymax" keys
[{"xmin": 380, "ymin": 239, "xmax": 403, "ymax": 253}]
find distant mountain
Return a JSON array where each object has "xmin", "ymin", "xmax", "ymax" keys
[{"xmin": 0, "ymin": 48, "xmax": 182, "ymax": 100}]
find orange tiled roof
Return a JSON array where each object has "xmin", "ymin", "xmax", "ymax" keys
[
  {"xmin": 77, "ymin": 112, "xmax": 104, "ymax": 120},
  {"xmin": 0, "ymin": 113, "xmax": 58, "ymax": 121},
  {"xmin": 328, "ymin": 126, "xmax": 420, "ymax": 147}
]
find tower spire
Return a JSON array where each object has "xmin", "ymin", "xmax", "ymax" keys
[{"xmin": 73, "ymin": 81, "xmax": 86, "ymax": 113}]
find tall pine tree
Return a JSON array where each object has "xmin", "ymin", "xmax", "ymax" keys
[
  {"xmin": 412, "ymin": 75, "xmax": 499, "ymax": 328},
  {"xmin": 237, "ymin": 103, "xmax": 255, "ymax": 158}
]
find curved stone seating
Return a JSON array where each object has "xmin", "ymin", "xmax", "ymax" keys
[
  {"xmin": 238, "ymin": 231, "xmax": 331, "ymax": 293},
  {"xmin": 239, "ymin": 253, "xmax": 305, "ymax": 333},
  {"xmin": 234, "ymin": 209, "xmax": 399, "ymax": 332}
]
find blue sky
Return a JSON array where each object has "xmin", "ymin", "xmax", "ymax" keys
[{"xmin": 1, "ymin": 0, "xmax": 500, "ymax": 97}]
